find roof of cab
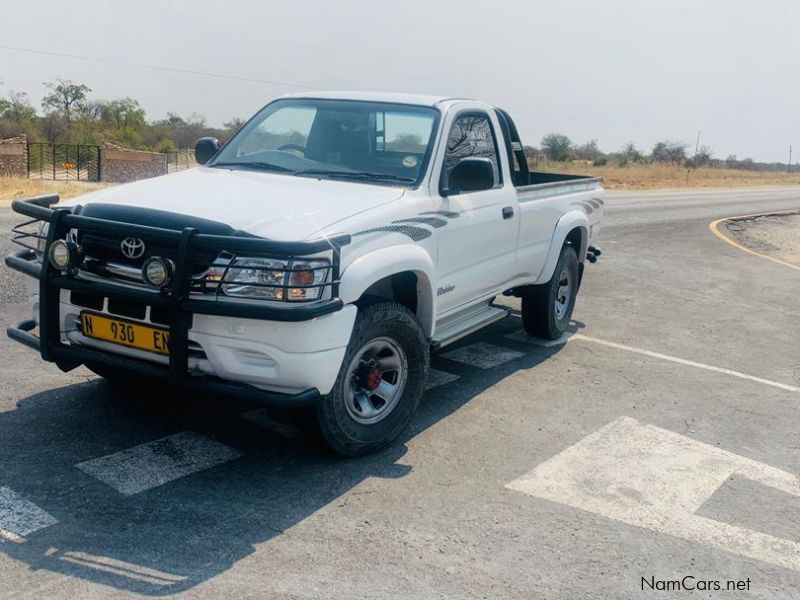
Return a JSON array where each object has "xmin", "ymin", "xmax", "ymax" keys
[{"xmin": 280, "ymin": 90, "xmax": 468, "ymax": 107}]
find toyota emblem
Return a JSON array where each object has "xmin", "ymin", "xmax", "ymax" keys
[{"xmin": 120, "ymin": 237, "xmax": 146, "ymax": 259}]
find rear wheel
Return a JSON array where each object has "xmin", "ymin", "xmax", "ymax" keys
[
  {"xmin": 316, "ymin": 300, "xmax": 428, "ymax": 456},
  {"xmin": 521, "ymin": 245, "xmax": 579, "ymax": 339}
]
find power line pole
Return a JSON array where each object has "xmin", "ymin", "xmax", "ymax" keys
[
  {"xmin": 687, "ymin": 130, "xmax": 701, "ymax": 185},
  {"xmin": 789, "ymin": 145, "xmax": 793, "ymax": 174},
  {"xmin": 694, "ymin": 131, "xmax": 702, "ymax": 159}
]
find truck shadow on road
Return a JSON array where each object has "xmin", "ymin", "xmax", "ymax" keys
[{"xmin": 0, "ymin": 315, "xmax": 574, "ymax": 595}]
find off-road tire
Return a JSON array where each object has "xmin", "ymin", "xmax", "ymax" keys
[
  {"xmin": 521, "ymin": 245, "xmax": 579, "ymax": 339},
  {"xmin": 316, "ymin": 301, "xmax": 428, "ymax": 457}
]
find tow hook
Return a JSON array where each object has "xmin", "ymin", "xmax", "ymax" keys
[{"xmin": 587, "ymin": 245, "xmax": 602, "ymax": 263}]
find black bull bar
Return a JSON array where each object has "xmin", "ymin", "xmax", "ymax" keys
[{"xmin": 5, "ymin": 195, "xmax": 351, "ymax": 406}]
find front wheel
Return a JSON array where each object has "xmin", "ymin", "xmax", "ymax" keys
[
  {"xmin": 521, "ymin": 245, "xmax": 580, "ymax": 339},
  {"xmin": 316, "ymin": 301, "xmax": 428, "ymax": 456}
]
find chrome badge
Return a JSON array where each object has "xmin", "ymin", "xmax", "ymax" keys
[{"xmin": 120, "ymin": 237, "xmax": 146, "ymax": 259}]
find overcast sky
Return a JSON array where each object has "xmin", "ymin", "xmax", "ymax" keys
[{"xmin": 2, "ymin": 0, "xmax": 798, "ymax": 162}]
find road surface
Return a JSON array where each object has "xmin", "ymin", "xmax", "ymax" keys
[{"xmin": 0, "ymin": 187, "xmax": 798, "ymax": 599}]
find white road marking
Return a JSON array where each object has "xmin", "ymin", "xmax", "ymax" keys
[
  {"xmin": 59, "ymin": 551, "xmax": 187, "ymax": 586},
  {"xmin": 571, "ymin": 333, "xmax": 800, "ymax": 393},
  {"xmin": 76, "ymin": 432, "xmax": 243, "ymax": 496},
  {"xmin": 441, "ymin": 342, "xmax": 525, "ymax": 369},
  {"xmin": 0, "ymin": 486, "xmax": 57, "ymax": 541},
  {"xmin": 507, "ymin": 416, "xmax": 800, "ymax": 571},
  {"xmin": 425, "ymin": 369, "xmax": 460, "ymax": 390},
  {"xmin": 504, "ymin": 330, "xmax": 575, "ymax": 347}
]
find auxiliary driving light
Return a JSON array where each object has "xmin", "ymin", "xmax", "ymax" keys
[
  {"xmin": 47, "ymin": 239, "xmax": 79, "ymax": 270},
  {"xmin": 142, "ymin": 256, "xmax": 173, "ymax": 288}
]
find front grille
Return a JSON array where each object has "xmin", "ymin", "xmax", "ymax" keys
[
  {"xmin": 150, "ymin": 306, "xmax": 170, "ymax": 325},
  {"xmin": 108, "ymin": 297, "xmax": 147, "ymax": 320},
  {"xmin": 77, "ymin": 203, "xmax": 241, "ymax": 275},
  {"xmin": 70, "ymin": 291, "xmax": 104, "ymax": 311},
  {"xmin": 69, "ymin": 292, "xmax": 171, "ymax": 327}
]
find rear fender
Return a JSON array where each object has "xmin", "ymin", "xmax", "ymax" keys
[{"xmin": 534, "ymin": 210, "xmax": 589, "ymax": 285}]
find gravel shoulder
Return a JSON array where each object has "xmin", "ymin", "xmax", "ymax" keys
[{"xmin": 723, "ymin": 212, "xmax": 800, "ymax": 267}]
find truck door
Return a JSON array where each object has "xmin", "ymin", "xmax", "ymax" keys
[{"xmin": 432, "ymin": 109, "xmax": 519, "ymax": 314}]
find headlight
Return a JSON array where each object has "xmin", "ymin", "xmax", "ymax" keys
[{"xmin": 220, "ymin": 257, "xmax": 329, "ymax": 301}]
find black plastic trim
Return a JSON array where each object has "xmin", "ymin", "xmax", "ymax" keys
[{"xmin": 6, "ymin": 319, "xmax": 319, "ymax": 407}]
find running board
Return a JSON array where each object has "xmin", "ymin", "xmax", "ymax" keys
[{"xmin": 431, "ymin": 305, "xmax": 510, "ymax": 351}]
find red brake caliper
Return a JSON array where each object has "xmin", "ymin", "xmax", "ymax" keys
[{"xmin": 366, "ymin": 369, "xmax": 383, "ymax": 391}]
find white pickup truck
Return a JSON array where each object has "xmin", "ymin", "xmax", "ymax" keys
[{"xmin": 6, "ymin": 92, "xmax": 603, "ymax": 455}]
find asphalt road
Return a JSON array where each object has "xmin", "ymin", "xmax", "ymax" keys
[{"xmin": 0, "ymin": 187, "xmax": 799, "ymax": 599}]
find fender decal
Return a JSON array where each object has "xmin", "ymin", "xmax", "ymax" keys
[
  {"xmin": 570, "ymin": 201, "xmax": 593, "ymax": 214},
  {"xmin": 353, "ymin": 224, "xmax": 432, "ymax": 241},
  {"xmin": 393, "ymin": 217, "xmax": 448, "ymax": 228},
  {"xmin": 352, "ymin": 210, "xmax": 457, "ymax": 242}
]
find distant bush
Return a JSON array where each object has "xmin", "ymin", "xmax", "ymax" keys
[
  {"xmin": 541, "ymin": 133, "xmax": 573, "ymax": 162},
  {"xmin": 593, "ymin": 156, "xmax": 608, "ymax": 166},
  {"xmin": 651, "ymin": 141, "xmax": 688, "ymax": 165}
]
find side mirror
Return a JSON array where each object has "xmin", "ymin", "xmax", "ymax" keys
[
  {"xmin": 195, "ymin": 137, "xmax": 220, "ymax": 165},
  {"xmin": 444, "ymin": 157, "xmax": 495, "ymax": 195}
]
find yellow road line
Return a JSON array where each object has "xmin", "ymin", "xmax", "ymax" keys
[{"xmin": 709, "ymin": 210, "xmax": 800, "ymax": 271}]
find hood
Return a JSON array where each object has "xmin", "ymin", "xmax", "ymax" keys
[{"xmin": 72, "ymin": 167, "xmax": 406, "ymax": 240}]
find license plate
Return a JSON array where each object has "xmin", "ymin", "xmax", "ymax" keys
[{"xmin": 80, "ymin": 312, "xmax": 170, "ymax": 355}]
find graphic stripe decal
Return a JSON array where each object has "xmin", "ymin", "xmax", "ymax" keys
[
  {"xmin": 393, "ymin": 217, "xmax": 448, "ymax": 228},
  {"xmin": 354, "ymin": 224, "xmax": 432, "ymax": 241}
]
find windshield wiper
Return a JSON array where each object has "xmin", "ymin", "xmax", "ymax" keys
[
  {"xmin": 295, "ymin": 169, "xmax": 416, "ymax": 183},
  {"xmin": 211, "ymin": 161, "xmax": 296, "ymax": 173}
]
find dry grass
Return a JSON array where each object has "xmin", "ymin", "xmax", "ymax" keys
[
  {"xmin": 532, "ymin": 162, "xmax": 800, "ymax": 190},
  {"xmin": 0, "ymin": 178, "xmax": 111, "ymax": 202},
  {"xmin": 3, "ymin": 164, "xmax": 800, "ymax": 199}
]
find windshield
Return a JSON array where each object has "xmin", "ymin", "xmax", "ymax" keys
[{"xmin": 210, "ymin": 98, "xmax": 440, "ymax": 186}]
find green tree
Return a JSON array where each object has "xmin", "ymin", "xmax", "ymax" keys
[
  {"xmin": 0, "ymin": 91, "xmax": 38, "ymax": 138},
  {"xmin": 541, "ymin": 133, "xmax": 573, "ymax": 162},
  {"xmin": 41, "ymin": 79, "xmax": 92, "ymax": 125},
  {"xmin": 573, "ymin": 139, "xmax": 602, "ymax": 161},
  {"xmin": 651, "ymin": 140, "xmax": 688, "ymax": 165},
  {"xmin": 101, "ymin": 98, "xmax": 146, "ymax": 130},
  {"xmin": 223, "ymin": 117, "xmax": 246, "ymax": 131}
]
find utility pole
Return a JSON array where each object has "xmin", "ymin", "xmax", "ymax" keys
[
  {"xmin": 789, "ymin": 145, "xmax": 793, "ymax": 174},
  {"xmin": 694, "ymin": 131, "xmax": 702, "ymax": 161},
  {"xmin": 687, "ymin": 130, "xmax": 701, "ymax": 185}
]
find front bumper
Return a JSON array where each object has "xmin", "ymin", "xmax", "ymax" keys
[
  {"xmin": 8, "ymin": 318, "xmax": 323, "ymax": 405},
  {"xmin": 5, "ymin": 197, "xmax": 353, "ymax": 405}
]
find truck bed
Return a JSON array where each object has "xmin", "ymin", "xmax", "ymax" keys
[{"xmin": 516, "ymin": 171, "xmax": 602, "ymax": 193}]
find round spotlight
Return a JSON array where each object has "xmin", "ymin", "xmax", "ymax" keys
[
  {"xmin": 47, "ymin": 240, "xmax": 78, "ymax": 270},
  {"xmin": 142, "ymin": 256, "xmax": 173, "ymax": 288}
]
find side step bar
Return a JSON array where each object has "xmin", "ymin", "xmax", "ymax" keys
[{"xmin": 431, "ymin": 304, "xmax": 510, "ymax": 351}]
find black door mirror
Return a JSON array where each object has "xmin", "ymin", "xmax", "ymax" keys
[
  {"xmin": 195, "ymin": 137, "xmax": 220, "ymax": 165},
  {"xmin": 444, "ymin": 157, "xmax": 495, "ymax": 195}
]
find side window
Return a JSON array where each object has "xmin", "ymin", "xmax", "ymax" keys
[{"xmin": 442, "ymin": 113, "xmax": 502, "ymax": 190}]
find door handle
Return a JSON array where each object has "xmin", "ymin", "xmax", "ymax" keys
[{"xmin": 502, "ymin": 206, "xmax": 514, "ymax": 220}]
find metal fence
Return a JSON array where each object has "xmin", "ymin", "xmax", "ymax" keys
[{"xmin": 28, "ymin": 143, "xmax": 101, "ymax": 182}]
